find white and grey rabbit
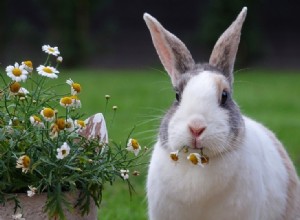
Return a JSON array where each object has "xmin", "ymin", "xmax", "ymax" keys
[{"xmin": 144, "ymin": 7, "xmax": 300, "ymax": 220}]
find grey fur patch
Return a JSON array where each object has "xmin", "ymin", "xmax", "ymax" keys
[
  {"xmin": 165, "ymin": 36, "xmax": 195, "ymax": 74},
  {"xmin": 159, "ymin": 63, "xmax": 244, "ymax": 148}
]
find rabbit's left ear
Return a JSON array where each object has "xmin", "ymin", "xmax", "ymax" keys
[
  {"xmin": 209, "ymin": 7, "xmax": 247, "ymax": 86},
  {"xmin": 144, "ymin": 13, "xmax": 195, "ymax": 86}
]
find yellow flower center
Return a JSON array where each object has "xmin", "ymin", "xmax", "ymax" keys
[
  {"xmin": 61, "ymin": 97, "xmax": 73, "ymax": 105},
  {"xmin": 76, "ymin": 120, "xmax": 85, "ymax": 127},
  {"xmin": 188, "ymin": 154, "xmax": 199, "ymax": 165},
  {"xmin": 65, "ymin": 122, "xmax": 72, "ymax": 129},
  {"xmin": 33, "ymin": 115, "xmax": 42, "ymax": 123},
  {"xmin": 43, "ymin": 67, "xmax": 53, "ymax": 74},
  {"xmin": 62, "ymin": 149, "xmax": 67, "ymax": 155},
  {"xmin": 201, "ymin": 155, "xmax": 209, "ymax": 164},
  {"xmin": 72, "ymin": 83, "xmax": 81, "ymax": 93},
  {"xmin": 23, "ymin": 61, "xmax": 33, "ymax": 68},
  {"xmin": 70, "ymin": 95, "xmax": 78, "ymax": 100},
  {"xmin": 43, "ymin": 108, "xmax": 54, "ymax": 118},
  {"xmin": 10, "ymin": 82, "xmax": 21, "ymax": 93},
  {"xmin": 170, "ymin": 153, "xmax": 179, "ymax": 161},
  {"xmin": 131, "ymin": 139, "xmax": 139, "ymax": 150},
  {"xmin": 49, "ymin": 48, "xmax": 55, "ymax": 53},
  {"xmin": 12, "ymin": 68, "xmax": 22, "ymax": 76},
  {"xmin": 56, "ymin": 118, "xmax": 66, "ymax": 130},
  {"xmin": 12, "ymin": 118, "xmax": 20, "ymax": 126},
  {"xmin": 22, "ymin": 155, "xmax": 30, "ymax": 168}
]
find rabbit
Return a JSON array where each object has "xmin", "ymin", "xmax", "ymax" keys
[{"xmin": 143, "ymin": 7, "xmax": 300, "ymax": 220}]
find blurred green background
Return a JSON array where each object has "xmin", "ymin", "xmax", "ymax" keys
[
  {"xmin": 0, "ymin": 0, "xmax": 299, "ymax": 69},
  {"xmin": 1, "ymin": 0, "xmax": 299, "ymax": 219}
]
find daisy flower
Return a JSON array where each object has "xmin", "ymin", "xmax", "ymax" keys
[
  {"xmin": 18, "ymin": 87, "xmax": 29, "ymax": 96},
  {"xmin": 9, "ymin": 117, "xmax": 20, "ymax": 127},
  {"xmin": 57, "ymin": 56, "xmax": 63, "ymax": 63},
  {"xmin": 75, "ymin": 119, "xmax": 86, "ymax": 131},
  {"xmin": 170, "ymin": 150, "xmax": 179, "ymax": 162},
  {"xmin": 56, "ymin": 142, "xmax": 71, "ymax": 159},
  {"xmin": 42, "ymin": 45, "xmax": 60, "ymax": 56},
  {"xmin": 126, "ymin": 138, "xmax": 141, "ymax": 156},
  {"xmin": 36, "ymin": 65, "xmax": 59, "ymax": 79},
  {"xmin": 120, "ymin": 169, "xmax": 129, "ymax": 180},
  {"xmin": 27, "ymin": 186, "xmax": 37, "ymax": 197},
  {"xmin": 66, "ymin": 78, "xmax": 81, "ymax": 95},
  {"xmin": 40, "ymin": 107, "xmax": 55, "ymax": 122},
  {"xmin": 60, "ymin": 96, "xmax": 73, "ymax": 107},
  {"xmin": 9, "ymin": 82, "xmax": 21, "ymax": 93},
  {"xmin": 6, "ymin": 62, "xmax": 28, "ymax": 82},
  {"xmin": 16, "ymin": 155, "xmax": 31, "ymax": 173},
  {"xmin": 30, "ymin": 115, "xmax": 44, "ymax": 128},
  {"xmin": 187, "ymin": 153, "xmax": 203, "ymax": 167},
  {"xmin": 22, "ymin": 60, "xmax": 33, "ymax": 73},
  {"xmin": 70, "ymin": 95, "xmax": 81, "ymax": 108},
  {"xmin": 55, "ymin": 118, "xmax": 66, "ymax": 130},
  {"xmin": 65, "ymin": 118, "xmax": 75, "ymax": 132}
]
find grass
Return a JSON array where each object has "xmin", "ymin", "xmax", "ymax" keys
[{"xmin": 57, "ymin": 68, "xmax": 300, "ymax": 220}]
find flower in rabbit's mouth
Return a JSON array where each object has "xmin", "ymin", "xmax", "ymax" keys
[
  {"xmin": 187, "ymin": 151, "xmax": 209, "ymax": 167},
  {"xmin": 187, "ymin": 153, "xmax": 203, "ymax": 166},
  {"xmin": 170, "ymin": 150, "xmax": 179, "ymax": 162},
  {"xmin": 169, "ymin": 146, "xmax": 209, "ymax": 166},
  {"xmin": 126, "ymin": 138, "xmax": 141, "ymax": 156},
  {"xmin": 16, "ymin": 155, "xmax": 31, "ymax": 173}
]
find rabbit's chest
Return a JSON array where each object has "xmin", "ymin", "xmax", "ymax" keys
[
  {"xmin": 147, "ymin": 143, "xmax": 242, "ymax": 202},
  {"xmin": 147, "ymin": 144, "xmax": 263, "ymax": 220}
]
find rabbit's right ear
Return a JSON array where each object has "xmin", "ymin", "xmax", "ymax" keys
[{"xmin": 144, "ymin": 13, "xmax": 195, "ymax": 86}]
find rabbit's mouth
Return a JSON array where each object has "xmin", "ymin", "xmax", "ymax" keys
[{"xmin": 170, "ymin": 146, "xmax": 210, "ymax": 166}]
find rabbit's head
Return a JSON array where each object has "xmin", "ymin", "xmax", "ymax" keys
[{"xmin": 144, "ymin": 7, "xmax": 247, "ymax": 158}]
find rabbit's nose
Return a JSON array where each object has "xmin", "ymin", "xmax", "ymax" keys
[{"xmin": 188, "ymin": 126, "xmax": 206, "ymax": 138}]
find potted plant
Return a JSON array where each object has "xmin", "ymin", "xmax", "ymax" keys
[{"xmin": 0, "ymin": 45, "xmax": 144, "ymax": 219}]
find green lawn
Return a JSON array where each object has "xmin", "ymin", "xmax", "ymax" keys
[{"xmin": 58, "ymin": 68, "xmax": 300, "ymax": 220}]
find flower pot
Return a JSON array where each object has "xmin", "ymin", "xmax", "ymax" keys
[{"xmin": 0, "ymin": 191, "xmax": 98, "ymax": 220}]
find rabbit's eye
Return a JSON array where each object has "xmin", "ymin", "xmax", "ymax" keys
[
  {"xmin": 175, "ymin": 92, "xmax": 180, "ymax": 102},
  {"xmin": 221, "ymin": 90, "xmax": 228, "ymax": 105}
]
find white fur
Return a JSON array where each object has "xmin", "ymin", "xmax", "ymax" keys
[
  {"xmin": 168, "ymin": 71, "xmax": 230, "ymax": 155},
  {"xmin": 144, "ymin": 8, "xmax": 298, "ymax": 220},
  {"xmin": 147, "ymin": 71, "xmax": 290, "ymax": 220},
  {"xmin": 147, "ymin": 116, "xmax": 288, "ymax": 220}
]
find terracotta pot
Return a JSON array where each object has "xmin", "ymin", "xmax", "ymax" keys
[{"xmin": 0, "ymin": 191, "xmax": 97, "ymax": 220}]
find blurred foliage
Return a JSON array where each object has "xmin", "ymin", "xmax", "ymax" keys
[
  {"xmin": 196, "ymin": 0, "xmax": 263, "ymax": 66},
  {"xmin": 0, "ymin": 0, "xmax": 116, "ymax": 66},
  {"xmin": 0, "ymin": 0, "xmax": 292, "ymax": 68}
]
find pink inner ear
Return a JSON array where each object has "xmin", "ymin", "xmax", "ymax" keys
[
  {"xmin": 151, "ymin": 25, "xmax": 173, "ymax": 76},
  {"xmin": 154, "ymin": 30, "xmax": 172, "ymax": 75}
]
